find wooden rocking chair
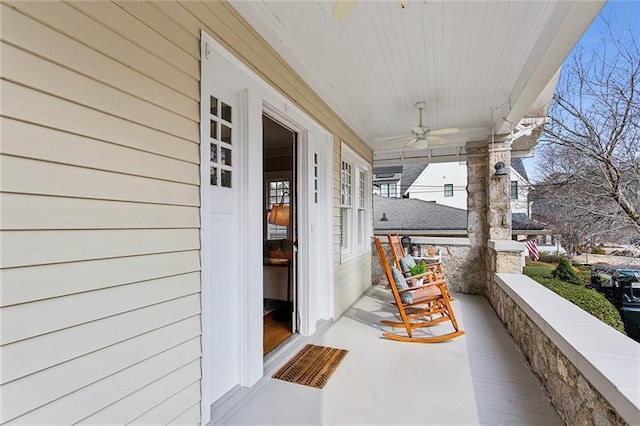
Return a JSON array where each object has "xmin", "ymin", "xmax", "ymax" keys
[
  {"xmin": 373, "ymin": 237, "xmax": 464, "ymax": 343},
  {"xmin": 387, "ymin": 233, "xmax": 454, "ymax": 303}
]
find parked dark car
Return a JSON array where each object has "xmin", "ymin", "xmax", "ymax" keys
[{"xmin": 590, "ymin": 264, "xmax": 640, "ymax": 341}]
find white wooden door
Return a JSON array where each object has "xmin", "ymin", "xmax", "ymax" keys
[{"xmin": 200, "ymin": 47, "xmax": 242, "ymax": 410}]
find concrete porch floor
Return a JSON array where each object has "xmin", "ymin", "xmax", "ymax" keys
[{"xmin": 219, "ymin": 286, "xmax": 563, "ymax": 425}]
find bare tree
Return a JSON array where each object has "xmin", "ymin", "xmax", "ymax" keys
[
  {"xmin": 532, "ymin": 176, "xmax": 635, "ymax": 257},
  {"xmin": 537, "ymin": 20, "xmax": 640, "ymax": 240}
]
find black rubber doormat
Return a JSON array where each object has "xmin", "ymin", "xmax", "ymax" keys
[{"xmin": 271, "ymin": 344, "xmax": 348, "ymax": 389}]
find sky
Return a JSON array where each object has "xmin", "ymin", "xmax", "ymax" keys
[{"xmin": 522, "ymin": 0, "xmax": 639, "ymax": 182}]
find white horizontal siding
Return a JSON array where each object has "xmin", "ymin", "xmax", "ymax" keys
[
  {"xmin": 7, "ymin": 337, "xmax": 201, "ymax": 424},
  {"xmin": 1, "ymin": 272, "xmax": 200, "ymax": 345},
  {"xmin": 1, "ymin": 41, "xmax": 198, "ymax": 142},
  {"xmin": 1, "ymin": 295, "xmax": 201, "ymax": 384},
  {"xmin": 0, "ymin": 251, "xmax": 201, "ymax": 307},
  {"xmin": 76, "ymin": 364, "xmax": 201, "ymax": 425},
  {"xmin": 168, "ymin": 403, "xmax": 201, "ymax": 425},
  {"xmin": 0, "ymin": 155, "xmax": 199, "ymax": 206},
  {"xmin": 0, "ymin": 229, "xmax": 199, "ymax": 268},
  {"xmin": 334, "ymin": 254, "xmax": 373, "ymax": 317},
  {"xmin": 1, "ymin": 79, "xmax": 199, "ymax": 163},
  {"xmin": 1, "ymin": 118, "xmax": 199, "ymax": 185},
  {"xmin": 0, "ymin": 193, "xmax": 199, "ymax": 230},
  {"xmin": 1, "ymin": 1, "xmax": 373, "ymax": 424},
  {"xmin": 0, "ymin": 3, "xmax": 198, "ymax": 119},
  {"xmin": 0, "ymin": 1, "xmax": 203, "ymax": 422},
  {"xmin": 5, "ymin": 1, "xmax": 199, "ymax": 99}
]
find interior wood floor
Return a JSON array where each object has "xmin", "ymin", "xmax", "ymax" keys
[{"xmin": 263, "ymin": 308, "xmax": 293, "ymax": 355}]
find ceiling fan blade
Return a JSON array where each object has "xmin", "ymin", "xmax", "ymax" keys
[
  {"xmin": 426, "ymin": 135, "xmax": 448, "ymax": 144},
  {"xmin": 332, "ymin": 0, "xmax": 357, "ymax": 19},
  {"xmin": 428, "ymin": 127, "xmax": 459, "ymax": 136},
  {"xmin": 384, "ymin": 134, "xmax": 413, "ymax": 142}
]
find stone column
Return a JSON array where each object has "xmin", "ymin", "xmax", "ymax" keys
[
  {"xmin": 464, "ymin": 145, "xmax": 489, "ymax": 294},
  {"xmin": 465, "ymin": 138, "xmax": 516, "ymax": 295},
  {"xmin": 486, "ymin": 140, "xmax": 512, "ymax": 239}
]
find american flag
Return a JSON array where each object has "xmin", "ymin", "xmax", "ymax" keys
[{"xmin": 524, "ymin": 239, "xmax": 539, "ymax": 261}]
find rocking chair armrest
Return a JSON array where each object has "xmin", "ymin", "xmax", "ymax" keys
[
  {"xmin": 405, "ymin": 271, "xmax": 431, "ymax": 281},
  {"xmin": 397, "ymin": 282, "xmax": 440, "ymax": 293}
]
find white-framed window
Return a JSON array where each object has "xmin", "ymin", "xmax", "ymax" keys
[
  {"xmin": 340, "ymin": 142, "xmax": 371, "ymax": 260},
  {"xmin": 379, "ymin": 182, "xmax": 399, "ymax": 198},
  {"xmin": 340, "ymin": 159, "xmax": 352, "ymax": 252},
  {"xmin": 444, "ymin": 183, "xmax": 454, "ymax": 197},
  {"xmin": 266, "ymin": 178, "xmax": 290, "ymax": 240},
  {"xmin": 510, "ymin": 181, "xmax": 519, "ymax": 200}
]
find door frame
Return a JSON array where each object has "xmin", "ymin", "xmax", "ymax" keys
[{"xmin": 199, "ymin": 31, "xmax": 334, "ymax": 425}]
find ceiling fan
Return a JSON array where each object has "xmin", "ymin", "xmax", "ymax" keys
[{"xmin": 401, "ymin": 102, "xmax": 459, "ymax": 150}]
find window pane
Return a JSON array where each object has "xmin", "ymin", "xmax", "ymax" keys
[
  {"xmin": 210, "ymin": 143, "xmax": 217, "ymax": 163},
  {"xmin": 210, "ymin": 166, "xmax": 217, "ymax": 186},
  {"xmin": 210, "ymin": 96, "xmax": 218, "ymax": 116},
  {"xmin": 341, "ymin": 161, "xmax": 352, "ymax": 206},
  {"xmin": 221, "ymin": 147, "xmax": 232, "ymax": 166},
  {"xmin": 221, "ymin": 169, "xmax": 232, "ymax": 188},
  {"xmin": 221, "ymin": 102, "xmax": 232, "ymax": 123},
  {"xmin": 358, "ymin": 170, "xmax": 365, "ymax": 208},
  {"xmin": 511, "ymin": 181, "xmax": 518, "ymax": 199},
  {"xmin": 210, "ymin": 119, "xmax": 217, "ymax": 139},
  {"xmin": 340, "ymin": 208, "xmax": 350, "ymax": 250},
  {"xmin": 444, "ymin": 184, "xmax": 453, "ymax": 197},
  {"xmin": 358, "ymin": 209, "xmax": 366, "ymax": 245},
  {"xmin": 221, "ymin": 124, "xmax": 232, "ymax": 144}
]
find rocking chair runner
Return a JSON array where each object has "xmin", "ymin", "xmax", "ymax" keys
[
  {"xmin": 373, "ymin": 237, "xmax": 464, "ymax": 343},
  {"xmin": 387, "ymin": 233, "xmax": 454, "ymax": 303}
]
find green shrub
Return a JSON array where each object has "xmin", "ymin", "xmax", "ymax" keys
[
  {"xmin": 532, "ymin": 277, "xmax": 625, "ymax": 333},
  {"xmin": 573, "ymin": 264, "xmax": 592, "ymax": 283},
  {"xmin": 523, "ymin": 265, "xmax": 553, "ymax": 279},
  {"xmin": 552, "ymin": 258, "xmax": 584, "ymax": 285},
  {"xmin": 591, "ymin": 245, "xmax": 606, "ymax": 255}
]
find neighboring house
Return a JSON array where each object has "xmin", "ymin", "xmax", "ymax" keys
[
  {"xmin": 395, "ymin": 158, "xmax": 532, "ymax": 214},
  {"xmin": 372, "ymin": 165, "xmax": 402, "ymax": 197},
  {"xmin": 374, "ymin": 196, "xmax": 546, "ymax": 239},
  {"xmin": 0, "ymin": 2, "xmax": 601, "ymax": 425}
]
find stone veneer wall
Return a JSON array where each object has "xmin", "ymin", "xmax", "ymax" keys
[
  {"xmin": 488, "ymin": 279, "xmax": 628, "ymax": 425},
  {"xmin": 371, "ymin": 239, "xmax": 478, "ymax": 293}
]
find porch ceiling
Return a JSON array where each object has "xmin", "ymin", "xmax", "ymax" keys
[{"xmin": 230, "ymin": 0, "xmax": 604, "ymax": 165}]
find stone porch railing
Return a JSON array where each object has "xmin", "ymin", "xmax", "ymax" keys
[
  {"xmin": 372, "ymin": 235, "xmax": 640, "ymax": 425},
  {"xmin": 371, "ymin": 236, "xmax": 479, "ymax": 293}
]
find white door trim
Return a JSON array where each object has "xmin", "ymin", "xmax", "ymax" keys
[{"xmin": 199, "ymin": 30, "xmax": 334, "ymax": 425}]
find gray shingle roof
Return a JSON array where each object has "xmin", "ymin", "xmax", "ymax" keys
[
  {"xmin": 510, "ymin": 158, "xmax": 529, "ymax": 181},
  {"xmin": 374, "ymin": 196, "xmax": 545, "ymax": 231},
  {"xmin": 374, "ymin": 195, "xmax": 467, "ymax": 230},
  {"xmin": 512, "ymin": 213, "xmax": 545, "ymax": 231},
  {"xmin": 373, "ymin": 166, "xmax": 402, "ymax": 177},
  {"xmin": 400, "ymin": 163, "xmax": 428, "ymax": 194}
]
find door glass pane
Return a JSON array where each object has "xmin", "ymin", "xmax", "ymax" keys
[
  {"xmin": 221, "ymin": 124, "xmax": 232, "ymax": 144},
  {"xmin": 221, "ymin": 169, "xmax": 232, "ymax": 188},
  {"xmin": 221, "ymin": 102, "xmax": 232, "ymax": 122},
  {"xmin": 221, "ymin": 147, "xmax": 232, "ymax": 166},
  {"xmin": 210, "ymin": 143, "xmax": 218, "ymax": 163},
  {"xmin": 210, "ymin": 96, "xmax": 218, "ymax": 116},
  {"xmin": 210, "ymin": 119, "xmax": 218, "ymax": 139},
  {"xmin": 210, "ymin": 166, "xmax": 217, "ymax": 186}
]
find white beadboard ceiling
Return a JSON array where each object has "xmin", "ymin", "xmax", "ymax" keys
[{"xmin": 231, "ymin": 0, "xmax": 604, "ymax": 165}]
